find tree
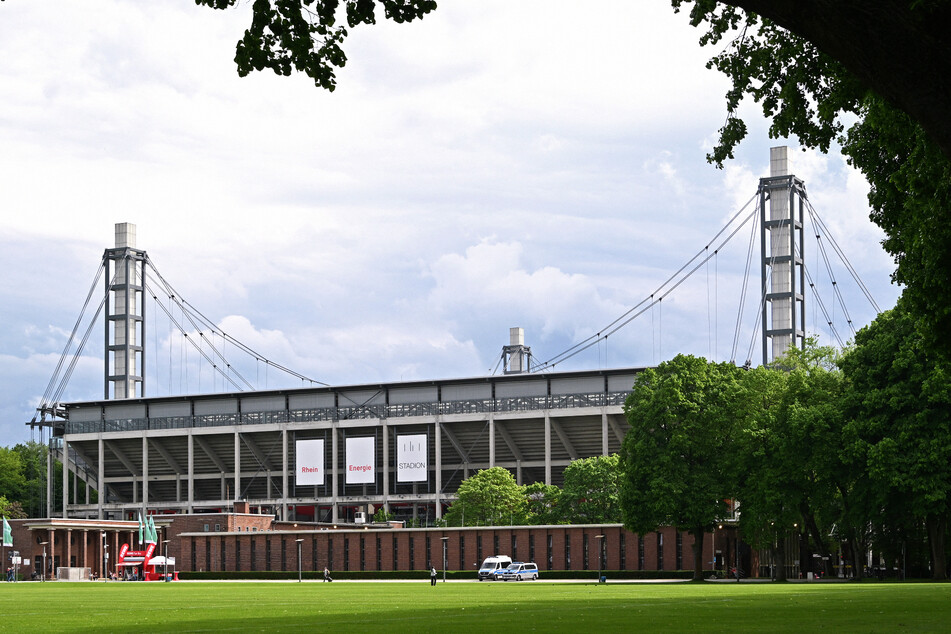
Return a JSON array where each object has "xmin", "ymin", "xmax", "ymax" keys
[
  {"xmin": 12, "ymin": 442, "xmax": 47, "ymax": 518},
  {"xmin": 619, "ymin": 354, "xmax": 743, "ymax": 580},
  {"xmin": 443, "ymin": 467, "xmax": 525, "ymax": 527},
  {"xmin": 522, "ymin": 482, "xmax": 564, "ymax": 526},
  {"xmin": 0, "ymin": 447, "xmax": 27, "ymax": 505},
  {"xmin": 839, "ymin": 299, "xmax": 951, "ymax": 579},
  {"xmin": 0, "ymin": 495, "xmax": 27, "ymax": 519},
  {"xmin": 561, "ymin": 455, "xmax": 622, "ymax": 524},
  {"xmin": 734, "ymin": 342, "xmax": 847, "ymax": 580}
]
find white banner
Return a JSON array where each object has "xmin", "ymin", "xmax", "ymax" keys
[
  {"xmin": 295, "ymin": 439, "xmax": 324, "ymax": 486},
  {"xmin": 396, "ymin": 434, "xmax": 428, "ymax": 482},
  {"xmin": 346, "ymin": 436, "xmax": 375, "ymax": 484}
]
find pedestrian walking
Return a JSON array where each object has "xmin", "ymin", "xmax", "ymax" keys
[
  {"xmin": 430, "ymin": 566, "xmax": 437, "ymax": 586},
  {"xmin": 323, "ymin": 567, "xmax": 333, "ymax": 582}
]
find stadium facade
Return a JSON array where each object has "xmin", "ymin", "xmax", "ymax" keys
[{"xmin": 51, "ymin": 367, "xmax": 638, "ymax": 524}]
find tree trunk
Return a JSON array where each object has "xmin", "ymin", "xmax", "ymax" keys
[
  {"xmin": 926, "ymin": 514, "xmax": 948, "ymax": 580},
  {"xmin": 803, "ymin": 509, "xmax": 835, "ymax": 577},
  {"xmin": 691, "ymin": 526, "xmax": 705, "ymax": 581},
  {"xmin": 775, "ymin": 531, "xmax": 787, "ymax": 581}
]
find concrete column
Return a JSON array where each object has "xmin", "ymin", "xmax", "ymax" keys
[
  {"xmin": 488, "ymin": 415, "xmax": 495, "ymax": 467},
  {"xmin": 434, "ymin": 422, "xmax": 442, "ymax": 519},
  {"xmin": 66, "ymin": 529, "xmax": 72, "ymax": 569},
  {"xmin": 142, "ymin": 436, "xmax": 149, "ymax": 510},
  {"xmin": 281, "ymin": 427, "xmax": 288, "ymax": 520},
  {"xmin": 382, "ymin": 421, "xmax": 389, "ymax": 502},
  {"xmin": 331, "ymin": 423, "xmax": 339, "ymax": 523},
  {"xmin": 46, "ymin": 441, "xmax": 53, "ymax": 518},
  {"xmin": 97, "ymin": 438, "xmax": 105, "ymax": 519},
  {"xmin": 187, "ymin": 433, "xmax": 194, "ymax": 513},
  {"xmin": 61, "ymin": 440, "xmax": 69, "ymax": 518},
  {"xmin": 544, "ymin": 413, "xmax": 552, "ymax": 485},
  {"xmin": 602, "ymin": 410, "xmax": 609, "ymax": 456},
  {"xmin": 234, "ymin": 431, "xmax": 241, "ymax": 504}
]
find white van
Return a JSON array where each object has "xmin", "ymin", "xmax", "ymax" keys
[
  {"xmin": 500, "ymin": 562, "xmax": 539, "ymax": 581},
  {"xmin": 477, "ymin": 555, "xmax": 512, "ymax": 581}
]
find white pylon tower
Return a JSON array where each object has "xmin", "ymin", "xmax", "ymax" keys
[
  {"xmin": 760, "ymin": 147, "xmax": 806, "ymax": 365},
  {"xmin": 104, "ymin": 222, "xmax": 147, "ymax": 398}
]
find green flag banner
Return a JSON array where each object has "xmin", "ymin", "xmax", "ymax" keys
[{"xmin": 2, "ymin": 517, "xmax": 12, "ymax": 548}]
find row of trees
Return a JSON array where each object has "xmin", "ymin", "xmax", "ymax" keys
[
  {"xmin": 620, "ymin": 296, "xmax": 951, "ymax": 581},
  {"xmin": 441, "ymin": 456, "xmax": 622, "ymax": 528},
  {"xmin": 0, "ymin": 441, "xmax": 49, "ymax": 519}
]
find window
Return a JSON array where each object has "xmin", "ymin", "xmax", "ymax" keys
[
  {"xmin": 376, "ymin": 537, "xmax": 382, "ymax": 571},
  {"xmin": 583, "ymin": 534, "xmax": 589, "ymax": 570},
  {"xmin": 360, "ymin": 537, "xmax": 366, "ymax": 571},
  {"xmin": 477, "ymin": 536, "xmax": 482, "ymax": 563},
  {"xmin": 638, "ymin": 536, "xmax": 645, "ymax": 571},
  {"xmin": 328, "ymin": 538, "xmax": 334, "ymax": 571},
  {"xmin": 281, "ymin": 538, "xmax": 287, "ymax": 571},
  {"xmin": 547, "ymin": 534, "xmax": 552, "ymax": 570},
  {"xmin": 619, "ymin": 533, "xmax": 626, "ymax": 571},
  {"xmin": 493, "ymin": 535, "xmax": 499, "ymax": 556},
  {"xmin": 511, "ymin": 535, "xmax": 517, "ymax": 561},
  {"xmin": 676, "ymin": 532, "xmax": 683, "ymax": 570},
  {"xmin": 266, "ymin": 538, "xmax": 272, "ymax": 571},
  {"xmin": 409, "ymin": 536, "xmax": 414, "ymax": 571},
  {"xmin": 656, "ymin": 532, "xmax": 664, "ymax": 570},
  {"xmin": 392, "ymin": 536, "xmax": 398, "ymax": 571},
  {"xmin": 214, "ymin": 524, "xmax": 220, "ymax": 532},
  {"xmin": 312, "ymin": 538, "xmax": 318, "ymax": 572},
  {"xmin": 236, "ymin": 540, "xmax": 241, "ymax": 572},
  {"xmin": 426, "ymin": 537, "xmax": 431, "ymax": 569},
  {"xmin": 191, "ymin": 540, "xmax": 197, "ymax": 572},
  {"xmin": 251, "ymin": 538, "xmax": 257, "ymax": 571},
  {"xmin": 203, "ymin": 524, "xmax": 209, "ymax": 532},
  {"xmin": 529, "ymin": 534, "xmax": 535, "ymax": 564},
  {"xmin": 344, "ymin": 537, "xmax": 350, "ymax": 572},
  {"xmin": 205, "ymin": 537, "xmax": 211, "ymax": 572},
  {"xmin": 459, "ymin": 535, "xmax": 465, "ymax": 571},
  {"xmin": 565, "ymin": 534, "xmax": 571, "ymax": 570}
]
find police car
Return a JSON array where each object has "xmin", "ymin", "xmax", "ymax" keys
[{"xmin": 499, "ymin": 562, "xmax": 539, "ymax": 581}]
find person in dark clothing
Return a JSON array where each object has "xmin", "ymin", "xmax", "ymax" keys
[
  {"xmin": 430, "ymin": 566, "xmax": 437, "ymax": 586},
  {"xmin": 323, "ymin": 567, "xmax": 332, "ymax": 582}
]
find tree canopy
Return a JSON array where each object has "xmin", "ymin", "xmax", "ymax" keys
[
  {"xmin": 442, "ymin": 466, "xmax": 525, "ymax": 527},
  {"xmin": 620, "ymin": 354, "xmax": 744, "ymax": 580},
  {"xmin": 560, "ymin": 454, "xmax": 622, "ymax": 525},
  {"xmin": 839, "ymin": 299, "xmax": 951, "ymax": 579}
]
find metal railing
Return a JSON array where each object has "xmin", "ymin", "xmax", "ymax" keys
[{"xmin": 64, "ymin": 391, "xmax": 629, "ymax": 435}]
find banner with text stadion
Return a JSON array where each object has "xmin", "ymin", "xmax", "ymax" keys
[
  {"xmin": 397, "ymin": 434, "xmax": 428, "ymax": 482},
  {"xmin": 346, "ymin": 436, "xmax": 375, "ymax": 484},
  {"xmin": 295, "ymin": 439, "xmax": 324, "ymax": 486}
]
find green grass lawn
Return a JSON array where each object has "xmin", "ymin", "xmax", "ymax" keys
[{"xmin": 1, "ymin": 580, "xmax": 949, "ymax": 632}]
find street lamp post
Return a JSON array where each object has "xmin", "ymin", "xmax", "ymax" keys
[
  {"xmin": 296, "ymin": 539, "xmax": 304, "ymax": 582},
  {"xmin": 162, "ymin": 540, "xmax": 171, "ymax": 582},
  {"xmin": 39, "ymin": 542, "xmax": 48, "ymax": 583},
  {"xmin": 441, "ymin": 537, "xmax": 449, "ymax": 583},
  {"xmin": 595, "ymin": 535, "xmax": 605, "ymax": 584}
]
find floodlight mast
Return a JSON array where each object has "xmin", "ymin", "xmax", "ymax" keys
[
  {"xmin": 760, "ymin": 147, "xmax": 807, "ymax": 366},
  {"xmin": 104, "ymin": 222, "xmax": 147, "ymax": 399}
]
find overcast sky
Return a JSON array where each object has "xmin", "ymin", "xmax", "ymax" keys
[{"xmin": 0, "ymin": 1, "xmax": 901, "ymax": 446}]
